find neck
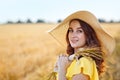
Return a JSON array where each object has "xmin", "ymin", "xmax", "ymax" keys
[
  {"xmin": 74, "ymin": 48, "xmax": 78, "ymax": 53},
  {"xmin": 74, "ymin": 47, "xmax": 87, "ymax": 53},
  {"xmin": 74, "ymin": 47, "xmax": 82, "ymax": 53},
  {"xmin": 74, "ymin": 45, "xmax": 87, "ymax": 53}
]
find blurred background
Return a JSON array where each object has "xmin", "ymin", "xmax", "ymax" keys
[{"xmin": 0, "ymin": 0, "xmax": 120, "ymax": 80}]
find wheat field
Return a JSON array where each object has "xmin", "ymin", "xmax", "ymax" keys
[{"xmin": 0, "ymin": 23, "xmax": 120, "ymax": 80}]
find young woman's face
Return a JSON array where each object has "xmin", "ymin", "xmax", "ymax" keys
[{"xmin": 68, "ymin": 20, "xmax": 86, "ymax": 49}]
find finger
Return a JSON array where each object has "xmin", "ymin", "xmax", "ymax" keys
[
  {"xmin": 59, "ymin": 54, "xmax": 62, "ymax": 58},
  {"xmin": 59, "ymin": 53, "xmax": 63, "ymax": 57},
  {"xmin": 62, "ymin": 54, "xmax": 66, "ymax": 56}
]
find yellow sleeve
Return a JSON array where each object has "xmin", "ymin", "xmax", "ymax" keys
[{"xmin": 66, "ymin": 57, "xmax": 99, "ymax": 80}]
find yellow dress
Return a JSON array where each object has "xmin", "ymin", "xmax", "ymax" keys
[{"xmin": 57, "ymin": 57, "xmax": 99, "ymax": 80}]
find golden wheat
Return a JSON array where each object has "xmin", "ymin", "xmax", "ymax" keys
[{"xmin": 0, "ymin": 23, "xmax": 119, "ymax": 80}]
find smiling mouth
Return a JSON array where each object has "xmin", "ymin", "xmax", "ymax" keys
[{"xmin": 71, "ymin": 40, "xmax": 78, "ymax": 43}]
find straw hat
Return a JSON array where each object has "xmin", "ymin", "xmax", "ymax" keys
[{"xmin": 48, "ymin": 10, "xmax": 116, "ymax": 55}]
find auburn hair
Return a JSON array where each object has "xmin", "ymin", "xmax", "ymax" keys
[{"xmin": 66, "ymin": 19, "xmax": 105, "ymax": 75}]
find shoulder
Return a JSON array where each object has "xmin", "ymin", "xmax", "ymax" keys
[
  {"xmin": 79, "ymin": 57, "xmax": 94, "ymax": 63},
  {"xmin": 77, "ymin": 56, "xmax": 95, "ymax": 68}
]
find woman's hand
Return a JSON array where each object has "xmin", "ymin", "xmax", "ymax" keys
[
  {"xmin": 57, "ymin": 54, "xmax": 71, "ymax": 71},
  {"xmin": 56, "ymin": 54, "xmax": 72, "ymax": 80},
  {"xmin": 72, "ymin": 73, "xmax": 90, "ymax": 80}
]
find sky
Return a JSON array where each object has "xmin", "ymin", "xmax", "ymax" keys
[{"xmin": 0, "ymin": 0, "xmax": 120, "ymax": 23}]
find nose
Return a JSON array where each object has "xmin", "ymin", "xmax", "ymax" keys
[{"xmin": 71, "ymin": 31, "xmax": 77, "ymax": 38}]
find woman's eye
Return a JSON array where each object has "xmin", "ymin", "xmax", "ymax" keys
[
  {"xmin": 77, "ymin": 30, "xmax": 83, "ymax": 33},
  {"xmin": 68, "ymin": 29, "xmax": 73, "ymax": 32}
]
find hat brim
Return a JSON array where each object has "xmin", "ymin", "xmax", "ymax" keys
[{"xmin": 48, "ymin": 11, "xmax": 116, "ymax": 55}]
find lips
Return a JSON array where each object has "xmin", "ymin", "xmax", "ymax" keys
[{"xmin": 71, "ymin": 40, "xmax": 78, "ymax": 43}]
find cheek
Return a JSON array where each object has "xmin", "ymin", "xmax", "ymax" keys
[
  {"xmin": 78, "ymin": 34, "xmax": 86, "ymax": 43},
  {"xmin": 68, "ymin": 33, "xmax": 71, "ymax": 41},
  {"xmin": 82, "ymin": 35, "xmax": 86, "ymax": 42}
]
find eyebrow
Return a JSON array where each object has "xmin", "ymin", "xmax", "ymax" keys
[
  {"xmin": 69, "ymin": 27, "xmax": 82, "ymax": 29},
  {"xmin": 77, "ymin": 27, "xmax": 82, "ymax": 29}
]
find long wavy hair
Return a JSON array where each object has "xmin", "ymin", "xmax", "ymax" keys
[{"xmin": 66, "ymin": 19, "xmax": 105, "ymax": 75}]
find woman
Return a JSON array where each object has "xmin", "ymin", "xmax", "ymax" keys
[{"xmin": 48, "ymin": 11, "xmax": 115, "ymax": 80}]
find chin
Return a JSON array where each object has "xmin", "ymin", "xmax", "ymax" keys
[
  {"xmin": 71, "ymin": 44, "xmax": 85, "ymax": 49},
  {"xmin": 71, "ymin": 45, "xmax": 79, "ymax": 48}
]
